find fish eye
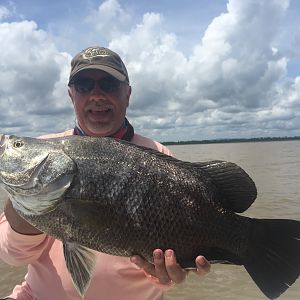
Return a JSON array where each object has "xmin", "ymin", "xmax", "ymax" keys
[{"xmin": 13, "ymin": 140, "xmax": 24, "ymax": 148}]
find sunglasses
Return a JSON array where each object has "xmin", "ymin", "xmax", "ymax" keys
[{"xmin": 69, "ymin": 76, "xmax": 123, "ymax": 94}]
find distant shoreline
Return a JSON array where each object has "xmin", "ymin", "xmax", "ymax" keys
[{"xmin": 162, "ymin": 136, "xmax": 300, "ymax": 146}]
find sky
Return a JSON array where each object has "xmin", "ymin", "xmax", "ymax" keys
[{"xmin": 0, "ymin": 0, "xmax": 300, "ymax": 142}]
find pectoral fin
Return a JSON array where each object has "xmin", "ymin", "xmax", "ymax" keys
[{"xmin": 63, "ymin": 242, "xmax": 97, "ymax": 298}]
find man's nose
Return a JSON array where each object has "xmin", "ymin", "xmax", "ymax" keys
[{"xmin": 90, "ymin": 81, "xmax": 105, "ymax": 95}]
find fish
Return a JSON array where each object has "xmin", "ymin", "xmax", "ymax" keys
[{"xmin": 0, "ymin": 133, "xmax": 300, "ymax": 299}]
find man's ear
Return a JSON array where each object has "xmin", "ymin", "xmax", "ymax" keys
[
  {"xmin": 68, "ymin": 88, "xmax": 75, "ymax": 104},
  {"xmin": 126, "ymin": 85, "xmax": 132, "ymax": 107},
  {"xmin": 128, "ymin": 85, "xmax": 132, "ymax": 96}
]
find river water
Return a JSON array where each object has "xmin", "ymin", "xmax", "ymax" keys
[{"xmin": 1, "ymin": 140, "xmax": 300, "ymax": 299}]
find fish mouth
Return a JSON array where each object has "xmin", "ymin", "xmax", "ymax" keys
[
  {"xmin": 2, "ymin": 154, "xmax": 49, "ymax": 195},
  {"xmin": 0, "ymin": 137, "xmax": 76, "ymax": 216},
  {"xmin": 4, "ymin": 152, "xmax": 75, "ymax": 216}
]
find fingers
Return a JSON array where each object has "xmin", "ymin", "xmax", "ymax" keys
[
  {"xmin": 131, "ymin": 249, "xmax": 188, "ymax": 285},
  {"xmin": 131, "ymin": 251, "xmax": 210, "ymax": 285},
  {"xmin": 153, "ymin": 249, "xmax": 171, "ymax": 284},
  {"xmin": 130, "ymin": 255, "xmax": 155, "ymax": 276},
  {"xmin": 130, "ymin": 250, "xmax": 171, "ymax": 284},
  {"xmin": 164, "ymin": 249, "xmax": 187, "ymax": 284},
  {"xmin": 193, "ymin": 255, "xmax": 211, "ymax": 276}
]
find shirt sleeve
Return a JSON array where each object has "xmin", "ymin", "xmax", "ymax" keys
[
  {"xmin": 0, "ymin": 213, "xmax": 49, "ymax": 266},
  {"xmin": 131, "ymin": 134, "xmax": 173, "ymax": 156}
]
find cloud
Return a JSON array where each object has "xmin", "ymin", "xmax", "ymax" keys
[
  {"xmin": 85, "ymin": 0, "xmax": 131, "ymax": 40},
  {"xmin": 109, "ymin": 13, "xmax": 187, "ymax": 112},
  {"xmin": 185, "ymin": 0, "xmax": 289, "ymax": 109},
  {"xmin": 0, "ymin": 0, "xmax": 299, "ymax": 141},
  {"xmin": 0, "ymin": 20, "xmax": 73, "ymax": 136},
  {"xmin": 106, "ymin": 0, "xmax": 298, "ymax": 140}
]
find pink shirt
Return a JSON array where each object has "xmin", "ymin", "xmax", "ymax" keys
[{"xmin": 0, "ymin": 131, "xmax": 172, "ymax": 300}]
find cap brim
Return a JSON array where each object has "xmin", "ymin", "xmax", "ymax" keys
[{"xmin": 69, "ymin": 65, "xmax": 127, "ymax": 83}]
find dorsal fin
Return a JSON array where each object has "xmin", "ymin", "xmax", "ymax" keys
[{"xmin": 193, "ymin": 160, "xmax": 257, "ymax": 213}]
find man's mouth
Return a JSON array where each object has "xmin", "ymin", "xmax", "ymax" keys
[
  {"xmin": 87, "ymin": 108, "xmax": 113, "ymax": 121},
  {"xmin": 89, "ymin": 107, "xmax": 111, "ymax": 113}
]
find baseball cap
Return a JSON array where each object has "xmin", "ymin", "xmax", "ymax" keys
[{"xmin": 69, "ymin": 46, "xmax": 129, "ymax": 83}]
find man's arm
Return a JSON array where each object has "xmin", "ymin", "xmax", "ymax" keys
[
  {"xmin": 4, "ymin": 199, "xmax": 42, "ymax": 235},
  {"xmin": 0, "ymin": 199, "xmax": 48, "ymax": 266}
]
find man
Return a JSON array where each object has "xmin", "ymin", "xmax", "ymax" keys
[{"xmin": 0, "ymin": 46, "xmax": 210, "ymax": 300}]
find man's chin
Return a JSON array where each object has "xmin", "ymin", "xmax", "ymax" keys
[{"xmin": 85, "ymin": 125, "xmax": 114, "ymax": 137}]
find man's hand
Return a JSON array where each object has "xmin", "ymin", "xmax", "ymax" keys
[{"xmin": 131, "ymin": 249, "xmax": 210, "ymax": 285}]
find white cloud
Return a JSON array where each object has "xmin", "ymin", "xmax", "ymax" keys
[
  {"xmin": 185, "ymin": 0, "xmax": 289, "ymax": 109},
  {"xmin": 109, "ymin": 12, "xmax": 187, "ymax": 112},
  {"xmin": 106, "ymin": 0, "xmax": 298, "ymax": 140},
  {"xmin": 85, "ymin": 0, "xmax": 131, "ymax": 39},
  {"xmin": 0, "ymin": 20, "xmax": 73, "ymax": 136},
  {"xmin": 0, "ymin": 0, "xmax": 299, "ymax": 141}
]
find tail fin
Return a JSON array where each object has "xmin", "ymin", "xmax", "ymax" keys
[{"xmin": 244, "ymin": 218, "xmax": 300, "ymax": 299}]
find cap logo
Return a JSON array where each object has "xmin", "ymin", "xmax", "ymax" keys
[{"xmin": 82, "ymin": 47, "xmax": 110, "ymax": 59}]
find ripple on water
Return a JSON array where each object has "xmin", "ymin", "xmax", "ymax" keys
[{"xmin": 166, "ymin": 264, "xmax": 300, "ymax": 300}]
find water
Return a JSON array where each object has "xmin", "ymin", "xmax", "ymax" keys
[
  {"xmin": 165, "ymin": 140, "xmax": 300, "ymax": 300},
  {"xmin": 1, "ymin": 140, "xmax": 300, "ymax": 299}
]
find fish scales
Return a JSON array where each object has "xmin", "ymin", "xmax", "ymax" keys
[{"xmin": 63, "ymin": 138, "xmax": 248, "ymax": 258}]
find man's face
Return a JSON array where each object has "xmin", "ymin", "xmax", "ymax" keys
[{"xmin": 68, "ymin": 69, "xmax": 131, "ymax": 137}]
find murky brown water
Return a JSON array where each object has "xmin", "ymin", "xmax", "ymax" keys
[{"xmin": 1, "ymin": 140, "xmax": 300, "ymax": 299}]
